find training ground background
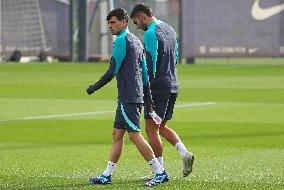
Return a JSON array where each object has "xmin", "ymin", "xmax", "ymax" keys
[{"xmin": 0, "ymin": 58, "xmax": 283, "ymax": 189}]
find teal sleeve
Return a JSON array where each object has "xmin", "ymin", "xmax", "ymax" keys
[
  {"xmin": 176, "ymin": 39, "xmax": 179, "ymax": 64},
  {"xmin": 144, "ymin": 30, "xmax": 158, "ymax": 78},
  {"xmin": 141, "ymin": 55, "xmax": 149, "ymax": 86},
  {"xmin": 112, "ymin": 36, "xmax": 126, "ymax": 75}
]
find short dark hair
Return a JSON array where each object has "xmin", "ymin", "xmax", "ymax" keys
[
  {"xmin": 130, "ymin": 3, "xmax": 153, "ymax": 18},
  {"xmin": 107, "ymin": 8, "xmax": 129, "ymax": 22}
]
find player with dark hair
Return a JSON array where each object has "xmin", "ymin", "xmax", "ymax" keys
[
  {"xmin": 131, "ymin": 3, "xmax": 195, "ymax": 179},
  {"xmin": 86, "ymin": 8, "xmax": 168, "ymax": 187}
]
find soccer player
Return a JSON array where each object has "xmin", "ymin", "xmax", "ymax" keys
[
  {"xmin": 130, "ymin": 3, "xmax": 195, "ymax": 178},
  {"xmin": 86, "ymin": 8, "xmax": 168, "ymax": 187}
]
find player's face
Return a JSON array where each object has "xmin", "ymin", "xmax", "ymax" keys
[
  {"xmin": 131, "ymin": 15, "xmax": 148, "ymax": 31},
  {"xmin": 107, "ymin": 16, "xmax": 127, "ymax": 35}
]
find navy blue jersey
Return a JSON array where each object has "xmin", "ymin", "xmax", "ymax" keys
[
  {"xmin": 144, "ymin": 20, "xmax": 179, "ymax": 94},
  {"xmin": 89, "ymin": 28, "xmax": 150, "ymax": 104}
]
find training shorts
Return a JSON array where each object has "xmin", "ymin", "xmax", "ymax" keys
[
  {"xmin": 144, "ymin": 93, "xmax": 177, "ymax": 121},
  {"xmin": 114, "ymin": 102, "xmax": 142, "ymax": 132}
]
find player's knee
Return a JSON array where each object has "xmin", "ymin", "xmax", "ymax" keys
[
  {"xmin": 145, "ymin": 124, "xmax": 153, "ymax": 133},
  {"xmin": 128, "ymin": 132, "xmax": 139, "ymax": 143},
  {"xmin": 112, "ymin": 134, "xmax": 121, "ymax": 142},
  {"xmin": 145, "ymin": 126, "xmax": 159, "ymax": 137},
  {"xmin": 128, "ymin": 135, "xmax": 135, "ymax": 143},
  {"xmin": 112, "ymin": 130, "xmax": 123, "ymax": 142}
]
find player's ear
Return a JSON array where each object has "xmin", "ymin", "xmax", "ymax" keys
[
  {"xmin": 140, "ymin": 13, "xmax": 145, "ymax": 20},
  {"xmin": 122, "ymin": 19, "xmax": 128, "ymax": 27}
]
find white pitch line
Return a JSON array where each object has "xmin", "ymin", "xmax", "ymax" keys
[
  {"xmin": 0, "ymin": 102, "xmax": 220, "ymax": 122},
  {"xmin": 0, "ymin": 111, "xmax": 115, "ymax": 122},
  {"xmin": 175, "ymin": 102, "xmax": 219, "ymax": 108}
]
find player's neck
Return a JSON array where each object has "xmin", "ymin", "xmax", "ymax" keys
[
  {"xmin": 147, "ymin": 17, "xmax": 156, "ymax": 26},
  {"xmin": 117, "ymin": 27, "xmax": 128, "ymax": 36}
]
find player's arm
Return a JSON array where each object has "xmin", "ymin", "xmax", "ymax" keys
[
  {"xmin": 141, "ymin": 55, "xmax": 153, "ymax": 108},
  {"xmin": 86, "ymin": 59, "xmax": 116, "ymax": 94},
  {"xmin": 141, "ymin": 56, "xmax": 154, "ymax": 111},
  {"xmin": 86, "ymin": 37, "xmax": 126, "ymax": 95},
  {"xmin": 144, "ymin": 30, "xmax": 158, "ymax": 80},
  {"xmin": 141, "ymin": 54, "xmax": 162, "ymax": 124}
]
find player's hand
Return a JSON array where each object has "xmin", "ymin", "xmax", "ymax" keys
[{"xmin": 86, "ymin": 85, "xmax": 95, "ymax": 95}]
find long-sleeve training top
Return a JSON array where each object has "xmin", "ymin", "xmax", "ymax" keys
[
  {"xmin": 89, "ymin": 28, "xmax": 151, "ymax": 104},
  {"xmin": 144, "ymin": 20, "xmax": 179, "ymax": 94}
]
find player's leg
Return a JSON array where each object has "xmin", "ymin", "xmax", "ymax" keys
[
  {"xmin": 108, "ymin": 128, "xmax": 125, "ymax": 163},
  {"xmin": 128, "ymin": 131, "xmax": 169, "ymax": 186},
  {"xmin": 128, "ymin": 131, "xmax": 158, "ymax": 162},
  {"xmin": 139, "ymin": 120, "xmax": 162, "ymax": 181},
  {"xmin": 159, "ymin": 93, "xmax": 195, "ymax": 177},
  {"xmin": 145, "ymin": 119, "xmax": 163, "ymax": 158},
  {"xmin": 139, "ymin": 120, "xmax": 161, "ymax": 181},
  {"xmin": 121, "ymin": 102, "xmax": 163, "ymax": 169},
  {"xmin": 89, "ymin": 107, "xmax": 126, "ymax": 185},
  {"xmin": 144, "ymin": 94, "xmax": 170, "ymax": 168},
  {"xmin": 159, "ymin": 121, "xmax": 194, "ymax": 177},
  {"xmin": 121, "ymin": 103, "xmax": 169, "ymax": 186},
  {"xmin": 99, "ymin": 128, "xmax": 125, "ymax": 178},
  {"xmin": 159, "ymin": 120, "xmax": 180, "ymax": 146}
]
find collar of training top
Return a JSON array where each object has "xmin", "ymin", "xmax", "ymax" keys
[
  {"xmin": 147, "ymin": 19, "xmax": 162, "ymax": 30},
  {"xmin": 117, "ymin": 27, "xmax": 129, "ymax": 37}
]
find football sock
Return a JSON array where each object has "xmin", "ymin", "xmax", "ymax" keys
[
  {"xmin": 175, "ymin": 142, "xmax": 188, "ymax": 158},
  {"xmin": 102, "ymin": 161, "xmax": 117, "ymax": 176},
  {"xmin": 148, "ymin": 158, "xmax": 164, "ymax": 174},
  {"xmin": 157, "ymin": 156, "xmax": 164, "ymax": 168}
]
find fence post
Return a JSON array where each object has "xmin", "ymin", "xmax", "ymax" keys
[{"xmin": 78, "ymin": 0, "xmax": 88, "ymax": 62}]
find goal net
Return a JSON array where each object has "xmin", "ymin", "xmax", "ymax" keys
[{"xmin": 0, "ymin": 0, "xmax": 47, "ymax": 60}]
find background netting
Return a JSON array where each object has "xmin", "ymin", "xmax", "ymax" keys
[{"xmin": 0, "ymin": 0, "xmax": 180, "ymax": 60}]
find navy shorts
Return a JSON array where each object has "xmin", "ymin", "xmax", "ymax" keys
[
  {"xmin": 114, "ymin": 102, "xmax": 142, "ymax": 132},
  {"xmin": 144, "ymin": 93, "xmax": 177, "ymax": 121}
]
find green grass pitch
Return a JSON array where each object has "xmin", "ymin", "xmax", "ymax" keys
[{"xmin": 0, "ymin": 58, "xmax": 283, "ymax": 189}]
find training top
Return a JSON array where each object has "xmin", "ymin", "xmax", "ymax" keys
[
  {"xmin": 144, "ymin": 20, "xmax": 179, "ymax": 94},
  {"xmin": 90, "ymin": 28, "xmax": 150, "ymax": 104}
]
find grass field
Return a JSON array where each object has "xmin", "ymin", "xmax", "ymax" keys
[{"xmin": 0, "ymin": 59, "xmax": 284, "ymax": 189}]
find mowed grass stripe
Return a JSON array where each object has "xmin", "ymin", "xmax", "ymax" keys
[
  {"xmin": 0, "ymin": 145, "xmax": 283, "ymax": 189},
  {"xmin": 0, "ymin": 60, "xmax": 283, "ymax": 189},
  {"xmin": 0, "ymin": 101, "xmax": 220, "ymax": 122}
]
